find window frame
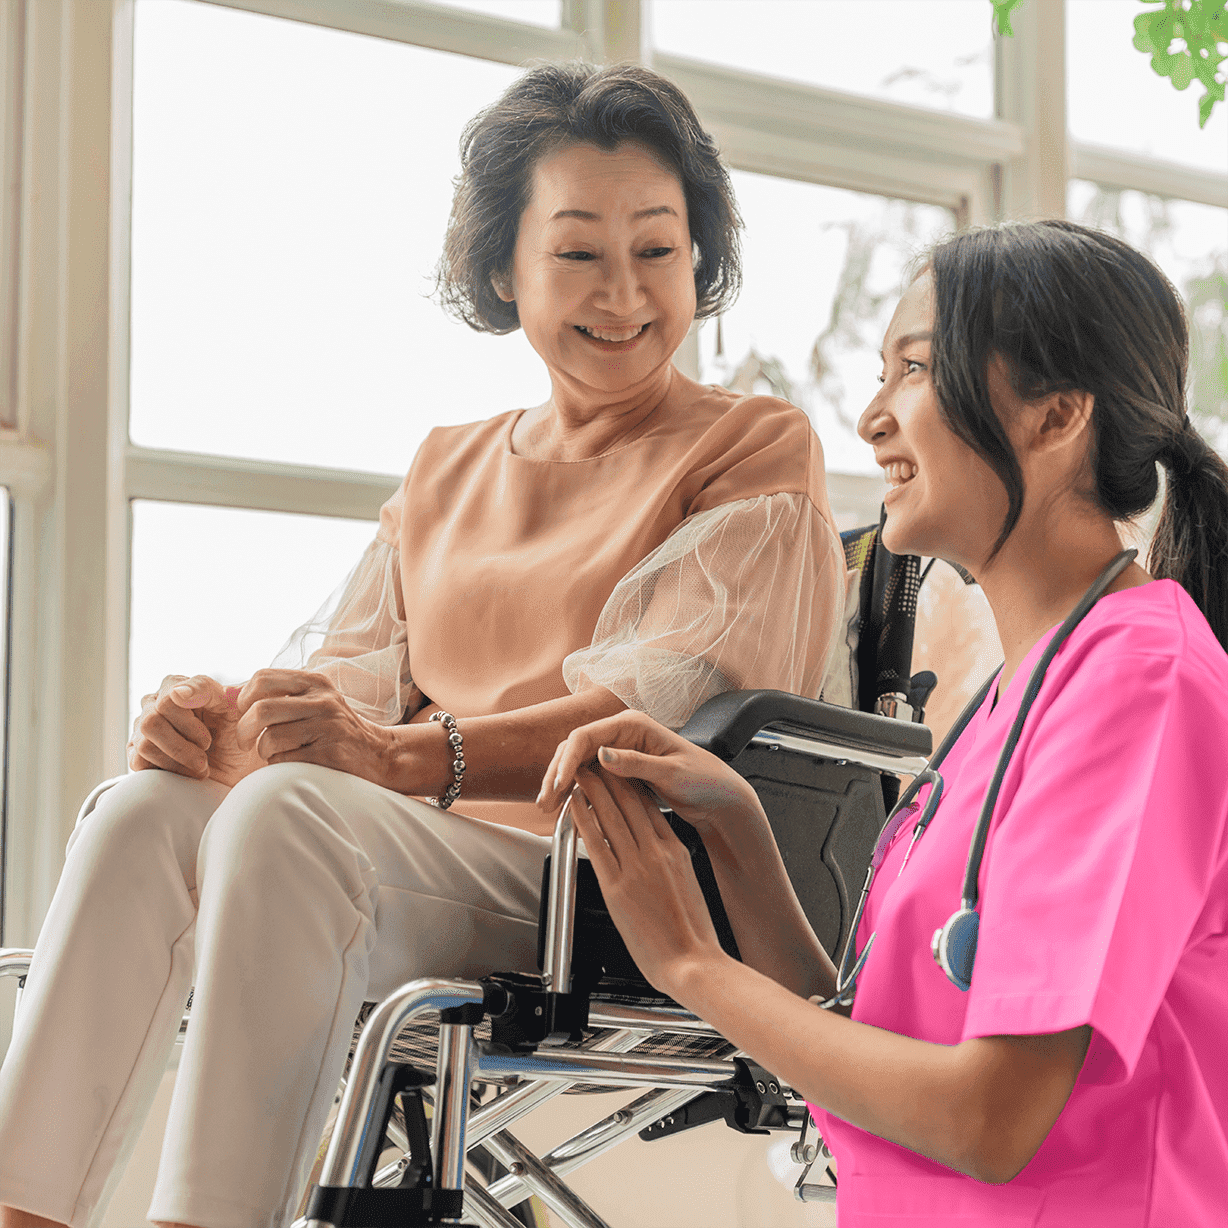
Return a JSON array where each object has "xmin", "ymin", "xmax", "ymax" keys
[{"xmin": 0, "ymin": 0, "xmax": 1224, "ymax": 942}]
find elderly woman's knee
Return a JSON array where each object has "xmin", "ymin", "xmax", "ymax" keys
[
  {"xmin": 64, "ymin": 769, "xmax": 227, "ymax": 879},
  {"xmin": 196, "ymin": 762, "xmax": 365, "ymax": 883}
]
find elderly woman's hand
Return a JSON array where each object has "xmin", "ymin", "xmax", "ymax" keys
[
  {"xmin": 129, "ymin": 674, "xmax": 264, "ymax": 788},
  {"xmin": 568, "ymin": 767, "xmax": 732, "ymax": 998},
  {"xmin": 537, "ymin": 709, "xmax": 763, "ymax": 838},
  {"xmin": 235, "ymin": 669, "xmax": 394, "ymax": 787}
]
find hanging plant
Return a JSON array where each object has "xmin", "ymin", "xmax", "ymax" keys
[
  {"xmin": 992, "ymin": 0, "xmax": 1226, "ymax": 127},
  {"xmin": 1133, "ymin": 0, "xmax": 1226, "ymax": 127}
]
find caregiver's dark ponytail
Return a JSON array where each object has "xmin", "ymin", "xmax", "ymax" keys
[{"xmin": 926, "ymin": 219, "xmax": 1228, "ymax": 652}]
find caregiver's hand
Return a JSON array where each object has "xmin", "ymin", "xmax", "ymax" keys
[
  {"xmin": 537, "ymin": 709, "xmax": 761, "ymax": 836},
  {"xmin": 568, "ymin": 768, "xmax": 732, "ymax": 999},
  {"xmin": 235, "ymin": 668, "xmax": 392, "ymax": 787},
  {"xmin": 129, "ymin": 674, "xmax": 263, "ymax": 788}
]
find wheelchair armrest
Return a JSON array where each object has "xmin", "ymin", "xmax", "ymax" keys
[{"xmin": 678, "ymin": 689, "xmax": 932, "ymax": 763}]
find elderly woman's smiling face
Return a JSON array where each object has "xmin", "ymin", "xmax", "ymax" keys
[{"xmin": 499, "ymin": 140, "xmax": 696, "ymax": 399}]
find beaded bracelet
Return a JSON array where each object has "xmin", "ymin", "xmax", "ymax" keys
[{"xmin": 426, "ymin": 711, "xmax": 466, "ymax": 810}]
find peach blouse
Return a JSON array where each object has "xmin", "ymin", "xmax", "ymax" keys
[{"xmin": 274, "ymin": 386, "xmax": 849, "ymax": 830}]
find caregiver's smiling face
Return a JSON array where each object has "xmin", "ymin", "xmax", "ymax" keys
[
  {"xmin": 500, "ymin": 139, "xmax": 696, "ymax": 399},
  {"xmin": 858, "ymin": 270, "xmax": 1012, "ymax": 572}
]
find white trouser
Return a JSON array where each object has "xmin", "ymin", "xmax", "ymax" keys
[{"xmin": 0, "ymin": 764, "xmax": 550, "ymax": 1228}]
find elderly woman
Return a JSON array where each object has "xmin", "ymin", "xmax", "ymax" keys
[{"xmin": 0, "ymin": 62, "xmax": 846, "ymax": 1228}]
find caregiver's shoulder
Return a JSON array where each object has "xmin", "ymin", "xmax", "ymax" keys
[{"xmin": 1080, "ymin": 577, "xmax": 1228, "ymax": 695}]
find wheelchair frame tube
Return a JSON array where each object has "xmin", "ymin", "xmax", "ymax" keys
[
  {"xmin": 461, "ymin": 1177, "xmax": 529, "ymax": 1228},
  {"xmin": 585, "ymin": 1001, "xmax": 721, "ymax": 1036},
  {"xmin": 464, "ymin": 1027, "xmax": 647, "ymax": 1149},
  {"xmin": 310, "ymin": 977, "xmax": 484, "ymax": 1212},
  {"xmin": 432, "ymin": 1023, "xmax": 476, "ymax": 1192},
  {"xmin": 484, "ymin": 1087, "xmax": 706, "ymax": 1209},
  {"xmin": 475, "ymin": 1045, "xmax": 738, "ymax": 1089},
  {"xmin": 750, "ymin": 730, "xmax": 930, "ymax": 779},
  {"xmin": 541, "ymin": 796, "xmax": 579, "ymax": 993},
  {"xmin": 0, "ymin": 949, "xmax": 33, "ymax": 1020},
  {"xmin": 482, "ymin": 1129, "xmax": 614, "ymax": 1228}
]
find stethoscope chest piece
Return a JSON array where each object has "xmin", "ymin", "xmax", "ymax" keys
[{"xmin": 932, "ymin": 907, "xmax": 979, "ymax": 991}]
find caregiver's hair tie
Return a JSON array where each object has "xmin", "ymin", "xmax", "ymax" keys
[{"xmin": 426, "ymin": 711, "xmax": 466, "ymax": 810}]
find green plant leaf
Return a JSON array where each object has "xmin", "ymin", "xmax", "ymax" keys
[
  {"xmin": 991, "ymin": 0, "xmax": 1024, "ymax": 37},
  {"xmin": 1172, "ymin": 51, "xmax": 1196, "ymax": 87},
  {"xmin": 1134, "ymin": 11, "xmax": 1160, "ymax": 52},
  {"xmin": 1132, "ymin": 0, "xmax": 1227, "ymax": 127}
]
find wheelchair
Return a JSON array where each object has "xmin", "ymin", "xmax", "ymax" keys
[{"xmin": 0, "ymin": 505, "xmax": 963, "ymax": 1228}]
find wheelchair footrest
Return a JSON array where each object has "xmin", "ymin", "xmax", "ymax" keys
[
  {"xmin": 639, "ymin": 1060, "xmax": 791, "ymax": 1140},
  {"xmin": 305, "ymin": 1186, "xmax": 464, "ymax": 1228}
]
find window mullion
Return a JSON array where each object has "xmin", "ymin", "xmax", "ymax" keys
[
  {"xmin": 995, "ymin": 0, "xmax": 1067, "ymax": 219},
  {"xmin": 126, "ymin": 446, "xmax": 400, "ymax": 521},
  {"xmin": 196, "ymin": 0, "xmax": 586, "ymax": 65}
]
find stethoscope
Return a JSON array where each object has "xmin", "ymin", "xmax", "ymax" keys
[{"xmin": 820, "ymin": 547, "xmax": 1138, "ymax": 1009}]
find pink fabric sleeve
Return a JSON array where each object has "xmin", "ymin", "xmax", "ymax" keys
[
  {"xmin": 960, "ymin": 650, "xmax": 1228, "ymax": 1085},
  {"xmin": 562, "ymin": 492, "xmax": 847, "ymax": 729}
]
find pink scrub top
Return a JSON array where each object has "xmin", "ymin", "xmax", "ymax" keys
[{"xmin": 810, "ymin": 578, "xmax": 1228, "ymax": 1225}]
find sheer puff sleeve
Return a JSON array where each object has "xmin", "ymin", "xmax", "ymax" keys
[
  {"xmin": 269, "ymin": 532, "xmax": 417, "ymax": 727},
  {"xmin": 562, "ymin": 492, "xmax": 847, "ymax": 730}
]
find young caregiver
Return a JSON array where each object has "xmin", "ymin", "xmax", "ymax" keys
[{"xmin": 538, "ymin": 220, "xmax": 1228, "ymax": 1224}]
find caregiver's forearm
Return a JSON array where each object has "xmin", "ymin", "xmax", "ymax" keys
[
  {"xmin": 698, "ymin": 813, "xmax": 842, "ymax": 1007},
  {"xmin": 387, "ymin": 688, "xmax": 628, "ymax": 800},
  {"xmin": 671, "ymin": 952, "xmax": 1088, "ymax": 1185}
]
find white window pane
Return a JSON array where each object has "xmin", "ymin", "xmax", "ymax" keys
[
  {"xmin": 652, "ymin": 0, "xmax": 993, "ymax": 118},
  {"xmin": 699, "ymin": 172, "xmax": 954, "ymax": 475},
  {"xmin": 130, "ymin": 0, "xmax": 549, "ymax": 475},
  {"xmin": 432, "ymin": 0, "xmax": 559, "ymax": 24},
  {"xmin": 1068, "ymin": 182, "xmax": 1228, "ymax": 453},
  {"xmin": 1068, "ymin": 0, "xmax": 1227, "ymax": 174},
  {"xmin": 129, "ymin": 501, "xmax": 377, "ymax": 731}
]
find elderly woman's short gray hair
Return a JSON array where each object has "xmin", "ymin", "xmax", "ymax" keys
[{"xmin": 435, "ymin": 60, "xmax": 743, "ymax": 335}]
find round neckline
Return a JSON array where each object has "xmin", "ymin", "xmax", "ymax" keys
[{"xmin": 504, "ymin": 396, "xmax": 673, "ymax": 465}]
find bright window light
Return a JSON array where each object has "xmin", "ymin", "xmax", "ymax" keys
[
  {"xmin": 699, "ymin": 172, "xmax": 955, "ymax": 477},
  {"xmin": 129, "ymin": 0, "xmax": 549, "ymax": 475},
  {"xmin": 129, "ymin": 501, "xmax": 377, "ymax": 731},
  {"xmin": 652, "ymin": 0, "xmax": 994, "ymax": 118}
]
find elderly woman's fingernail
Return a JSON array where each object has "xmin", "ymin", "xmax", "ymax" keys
[
  {"xmin": 598, "ymin": 746, "xmax": 616, "ymax": 762},
  {"xmin": 171, "ymin": 685, "xmax": 193, "ymax": 700}
]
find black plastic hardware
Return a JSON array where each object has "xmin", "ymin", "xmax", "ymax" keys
[
  {"xmin": 638, "ymin": 1060, "xmax": 794, "ymax": 1140},
  {"xmin": 304, "ymin": 1186, "xmax": 464, "ymax": 1228},
  {"xmin": 440, "ymin": 979, "xmax": 510, "ymax": 1027},
  {"xmin": 482, "ymin": 971, "xmax": 592, "ymax": 1051},
  {"xmin": 907, "ymin": 670, "xmax": 938, "ymax": 722},
  {"xmin": 303, "ymin": 1062, "xmax": 455, "ymax": 1227}
]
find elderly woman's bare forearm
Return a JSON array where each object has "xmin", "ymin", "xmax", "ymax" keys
[{"xmin": 386, "ymin": 687, "xmax": 628, "ymax": 801}]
